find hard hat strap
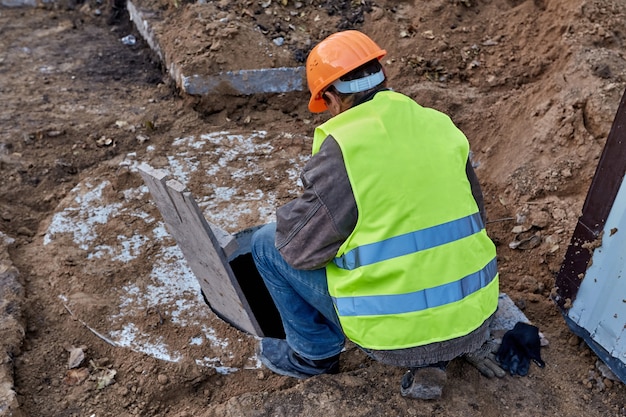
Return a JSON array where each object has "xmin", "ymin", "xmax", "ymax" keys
[{"xmin": 331, "ymin": 69, "xmax": 385, "ymax": 94}]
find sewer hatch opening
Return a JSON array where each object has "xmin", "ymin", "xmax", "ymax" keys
[
  {"xmin": 229, "ymin": 252, "xmax": 285, "ymax": 338},
  {"xmin": 201, "ymin": 249, "xmax": 286, "ymax": 339}
]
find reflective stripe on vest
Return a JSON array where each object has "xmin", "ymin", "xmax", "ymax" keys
[
  {"xmin": 334, "ymin": 212, "xmax": 484, "ymax": 271},
  {"xmin": 332, "ymin": 256, "xmax": 497, "ymax": 316}
]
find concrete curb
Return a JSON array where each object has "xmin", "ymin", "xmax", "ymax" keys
[
  {"xmin": 1, "ymin": 0, "xmax": 54, "ymax": 6},
  {"xmin": 126, "ymin": 0, "xmax": 306, "ymax": 96},
  {"xmin": 1, "ymin": 0, "xmax": 40, "ymax": 6}
]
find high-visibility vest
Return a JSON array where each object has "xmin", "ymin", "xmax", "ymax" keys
[{"xmin": 313, "ymin": 91, "xmax": 499, "ymax": 350}]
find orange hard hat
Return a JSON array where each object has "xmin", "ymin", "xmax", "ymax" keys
[{"xmin": 306, "ymin": 30, "xmax": 387, "ymax": 113}]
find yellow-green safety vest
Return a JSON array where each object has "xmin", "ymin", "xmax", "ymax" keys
[{"xmin": 313, "ymin": 91, "xmax": 499, "ymax": 350}]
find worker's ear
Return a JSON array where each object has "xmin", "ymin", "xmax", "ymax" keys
[{"xmin": 324, "ymin": 90, "xmax": 344, "ymax": 116}]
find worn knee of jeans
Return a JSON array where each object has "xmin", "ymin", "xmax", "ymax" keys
[{"xmin": 251, "ymin": 224, "xmax": 275, "ymax": 267}]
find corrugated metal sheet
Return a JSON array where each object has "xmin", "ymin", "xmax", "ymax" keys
[
  {"xmin": 554, "ymin": 87, "xmax": 626, "ymax": 383},
  {"xmin": 567, "ymin": 178, "xmax": 626, "ymax": 364}
]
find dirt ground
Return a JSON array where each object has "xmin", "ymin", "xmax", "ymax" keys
[{"xmin": 1, "ymin": 0, "xmax": 626, "ymax": 416}]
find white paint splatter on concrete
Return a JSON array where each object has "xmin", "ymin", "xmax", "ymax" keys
[
  {"xmin": 44, "ymin": 130, "xmax": 310, "ymax": 374},
  {"xmin": 109, "ymin": 323, "xmax": 183, "ymax": 363},
  {"xmin": 43, "ymin": 181, "xmax": 121, "ymax": 249}
]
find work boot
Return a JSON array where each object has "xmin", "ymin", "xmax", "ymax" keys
[
  {"xmin": 258, "ymin": 337, "xmax": 340, "ymax": 379},
  {"xmin": 400, "ymin": 363, "xmax": 448, "ymax": 400}
]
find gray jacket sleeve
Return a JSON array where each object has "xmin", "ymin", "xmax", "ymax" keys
[
  {"xmin": 275, "ymin": 136, "xmax": 357, "ymax": 270},
  {"xmin": 275, "ymin": 135, "xmax": 487, "ymax": 270},
  {"xmin": 466, "ymin": 159, "xmax": 487, "ymax": 224}
]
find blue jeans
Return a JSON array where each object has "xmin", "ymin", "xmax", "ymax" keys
[{"xmin": 251, "ymin": 223, "xmax": 345, "ymax": 360}]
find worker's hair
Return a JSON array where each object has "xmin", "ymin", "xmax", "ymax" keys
[{"xmin": 324, "ymin": 59, "xmax": 386, "ymax": 105}]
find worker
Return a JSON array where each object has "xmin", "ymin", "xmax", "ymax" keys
[{"xmin": 251, "ymin": 30, "xmax": 500, "ymax": 399}]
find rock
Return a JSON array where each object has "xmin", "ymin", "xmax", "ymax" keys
[
  {"xmin": 595, "ymin": 360, "xmax": 620, "ymax": 382},
  {"xmin": 370, "ymin": 6, "xmax": 384, "ymax": 21},
  {"xmin": 514, "ymin": 275, "xmax": 539, "ymax": 292},
  {"xmin": 530, "ymin": 210, "xmax": 551, "ymax": 228},
  {"xmin": 0, "ymin": 257, "xmax": 25, "ymax": 417},
  {"xmin": 512, "ymin": 224, "xmax": 532, "ymax": 233},
  {"xmin": 567, "ymin": 334, "xmax": 580, "ymax": 347},
  {"xmin": 16, "ymin": 227, "xmax": 34, "ymax": 237},
  {"xmin": 65, "ymin": 345, "xmax": 87, "ymax": 369}
]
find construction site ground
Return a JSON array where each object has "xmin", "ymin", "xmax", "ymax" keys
[{"xmin": 1, "ymin": 0, "xmax": 626, "ymax": 416}]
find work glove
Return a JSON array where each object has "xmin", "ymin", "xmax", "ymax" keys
[
  {"xmin": 464, "ymin": 339, "xmax": 506, "ymax": 378},
  {"xmin": 495, "ymin": 321, "xmax": 545, "ymax": 376}
]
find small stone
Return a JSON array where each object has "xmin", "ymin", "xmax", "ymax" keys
[
  {"xmin": 596, "ymin": 360, "xmax": 620, "ymax": 381},
  {"xmin": 567, "ymin": 334, "xmax": 579, "ymax": 346},
  {"xmin": 530, "ymin": 210, "xmax": 551, "ymax": 228},
  {"xmin": 17, "ymin": 227, "xmax": 35, "ymax": 237},
  {"xmin": 422, "ymin": 30, "xmax": 435, "ymax": 40},
  {"xmin": 512, "ymin": 225, "xmax": 530, "ymax": 234},
  {"xmin": 370, "ymin": 6, "xmax": 384, "ymax": 20},
  {"xmin": 514, "ymin": 275, "xmax": 539, "ymax": 292},
  {"xmin": 157, "ymin": 374, "xmax": 169, "ymax": 385}
]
